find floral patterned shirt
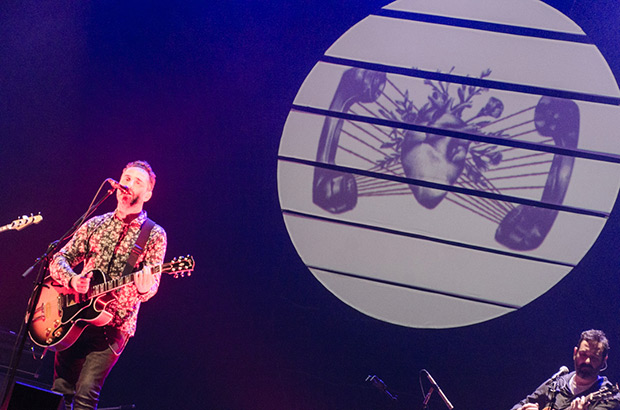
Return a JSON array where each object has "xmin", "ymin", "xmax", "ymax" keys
[{"xmin": 49, "ymin": 210, "xmax": 167, "ymax": 337}]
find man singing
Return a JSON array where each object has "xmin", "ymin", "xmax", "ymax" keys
[{"xmin": 49, "ymin": 160, "xmax": 167, "ymax": 410}]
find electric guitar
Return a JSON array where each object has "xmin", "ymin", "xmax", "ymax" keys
[
  {"xmin": 0, "ymin": 213, "xmax": 42, "ymax": 233},
  {"xmin": 27, "ymin": 255, "xmax": 195, "ymax": 351}
]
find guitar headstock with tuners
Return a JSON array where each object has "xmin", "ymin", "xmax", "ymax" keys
[
  {"xmin": 161, "ymin": 255, "xmax": 195, "ymax": 278},
  {"xmin": 585, "ymin": 383, "xmax": 620, "ymax": 407},
  {"xmin": 0, "ymin": 213, "xmax": 43, "ymax": 234}
]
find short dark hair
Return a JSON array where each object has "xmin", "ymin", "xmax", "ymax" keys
[
  {"xmin": 124, "ymin": 160, "xmax": 156, "ymax": 191},
  {"xmin": 578, "ymin": 329, "xmax": 609, "ymax": 357}
]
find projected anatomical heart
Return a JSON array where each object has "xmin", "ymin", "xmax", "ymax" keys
[{"xmin": 278, "ymin": 0, "xmax": 620, "ymax": 328}]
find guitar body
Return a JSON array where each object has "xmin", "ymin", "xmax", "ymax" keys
[
  {"xmin": 27, "ymin": 255, "xmax": 194, "ymax": 351},
  {"xmin": 28, "ymin": 270, "xmax": 114, "ymax": 351}
]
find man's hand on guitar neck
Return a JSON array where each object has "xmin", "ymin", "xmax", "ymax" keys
[
  {"xmin": 134, "ymin": 266, "xmax": 156, "ymax": 295},
  {"xmin": 70, "ymin": 272, "xmax": 93, "ymax": 294}
]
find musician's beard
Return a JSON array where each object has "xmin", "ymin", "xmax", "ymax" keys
[{"xmin": 576, "ymin": 363, "xmax": 597, "ymax": 379}]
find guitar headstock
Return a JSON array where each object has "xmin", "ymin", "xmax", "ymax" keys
[
  {"xmin": 8, "ymin": 214, "xmax": 43, "ymax": 231},
  {"xmin": 588, "ymin": 383, "xmax": 620, "ymax": 405},
  {"xmin": 163, "ymin": 255, "xmax": 195, "ymax": 278}
]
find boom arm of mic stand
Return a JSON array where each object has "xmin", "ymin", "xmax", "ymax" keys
[{"xmin": 21, "ymin": 183, "xmax": 115, "ymax": 279}]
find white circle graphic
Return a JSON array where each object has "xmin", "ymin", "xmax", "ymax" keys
[{"xmin": 278, "ymin": 0, "xmax": 620, "ymax": 328}]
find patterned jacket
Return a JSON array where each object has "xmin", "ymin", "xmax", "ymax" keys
[{"xmin": 49, "ymin": 210, "xmax": 167, "ymax": 337}]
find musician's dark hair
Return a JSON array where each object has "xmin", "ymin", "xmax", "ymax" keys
[
  {"xmin": 578, "ymin": 329, "xmax": 609, "ymax": 357},
  {"xmin": 124, "ymin": 160, "xmax": 156, "ymax": 191}
]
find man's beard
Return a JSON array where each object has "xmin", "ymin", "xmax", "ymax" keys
[{"xmin": 576, "ymin": 364, "xmax": 597, "ymax": 379}]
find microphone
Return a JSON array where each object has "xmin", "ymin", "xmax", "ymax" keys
[
  {"xmin": 423, "ymin": 370, "xmax": 454, "ymax": 410},
  {"xmin": 366, "ymin": 375, "xmax": 397, "ymax": 401},
  {"xmin": 550, "ymin": 366, "xmax": 569, "ymax": 380},
  {"xmin": 106, "ymin": 178, "xmax": 130, "ymax": 194},
  {"xmin": 549, "ymin": 366, "xmax": 569, "ymax": 392}
]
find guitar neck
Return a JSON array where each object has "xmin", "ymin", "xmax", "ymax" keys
[
  {"xmin": 0, "ymin": 214, "xmax": 42, "ymax": 233},
  {"xmin": 583, "ymin": 384, "xmax": 617, "ymax": 407},
  {"xmin": 87, "ymin": 264, "xmax": 164, "ymax": 298}
]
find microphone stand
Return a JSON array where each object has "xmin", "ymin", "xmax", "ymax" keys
[
  {"xmin": 548, "ymin": 376, "xmax": 562, "ymax": 410},
  {"xmin": 0, "ymin": 186, "xmax": 116, "ymax": 410},
  {"xmin": 422, "ymin": 386, "xmax": 434, "ymax": 410},
  {"xmin": 419, "ymin": 369, "xmax": 455, "ymax": 410}
]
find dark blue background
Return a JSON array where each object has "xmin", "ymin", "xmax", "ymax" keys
[{"xmin": 2, "ymin": 1, "xmax": 620, "ymax": 409}]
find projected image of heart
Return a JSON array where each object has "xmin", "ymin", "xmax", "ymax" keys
[{"xmin": 278, "ymin": 0, "xmax": 620, "ymax": 328}]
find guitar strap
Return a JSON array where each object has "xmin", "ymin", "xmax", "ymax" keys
[
  {"xmin": 103, "ymin": 218, "xmax": 155, "ymax": 356},
  {"xmin": 121, "ymin": 218, "xmax": 156, "ymax": 277}
]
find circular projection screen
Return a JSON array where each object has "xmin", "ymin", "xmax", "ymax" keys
[{"xmin": 277, "ymin": 0, "xmax": 620, "ymax": 328}]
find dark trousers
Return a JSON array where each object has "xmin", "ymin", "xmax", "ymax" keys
[{"xmin": 52, "ymin": 326, "xmax": 127, "ymax": 410}]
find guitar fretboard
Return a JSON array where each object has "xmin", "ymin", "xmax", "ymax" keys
[
  {"xmin": 79, "ymin": 264, "xmax": 166, "ymax": 302},
  {"xmin": 65, "ymin": 256, "xmax": 194, "ymax": 306}
]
